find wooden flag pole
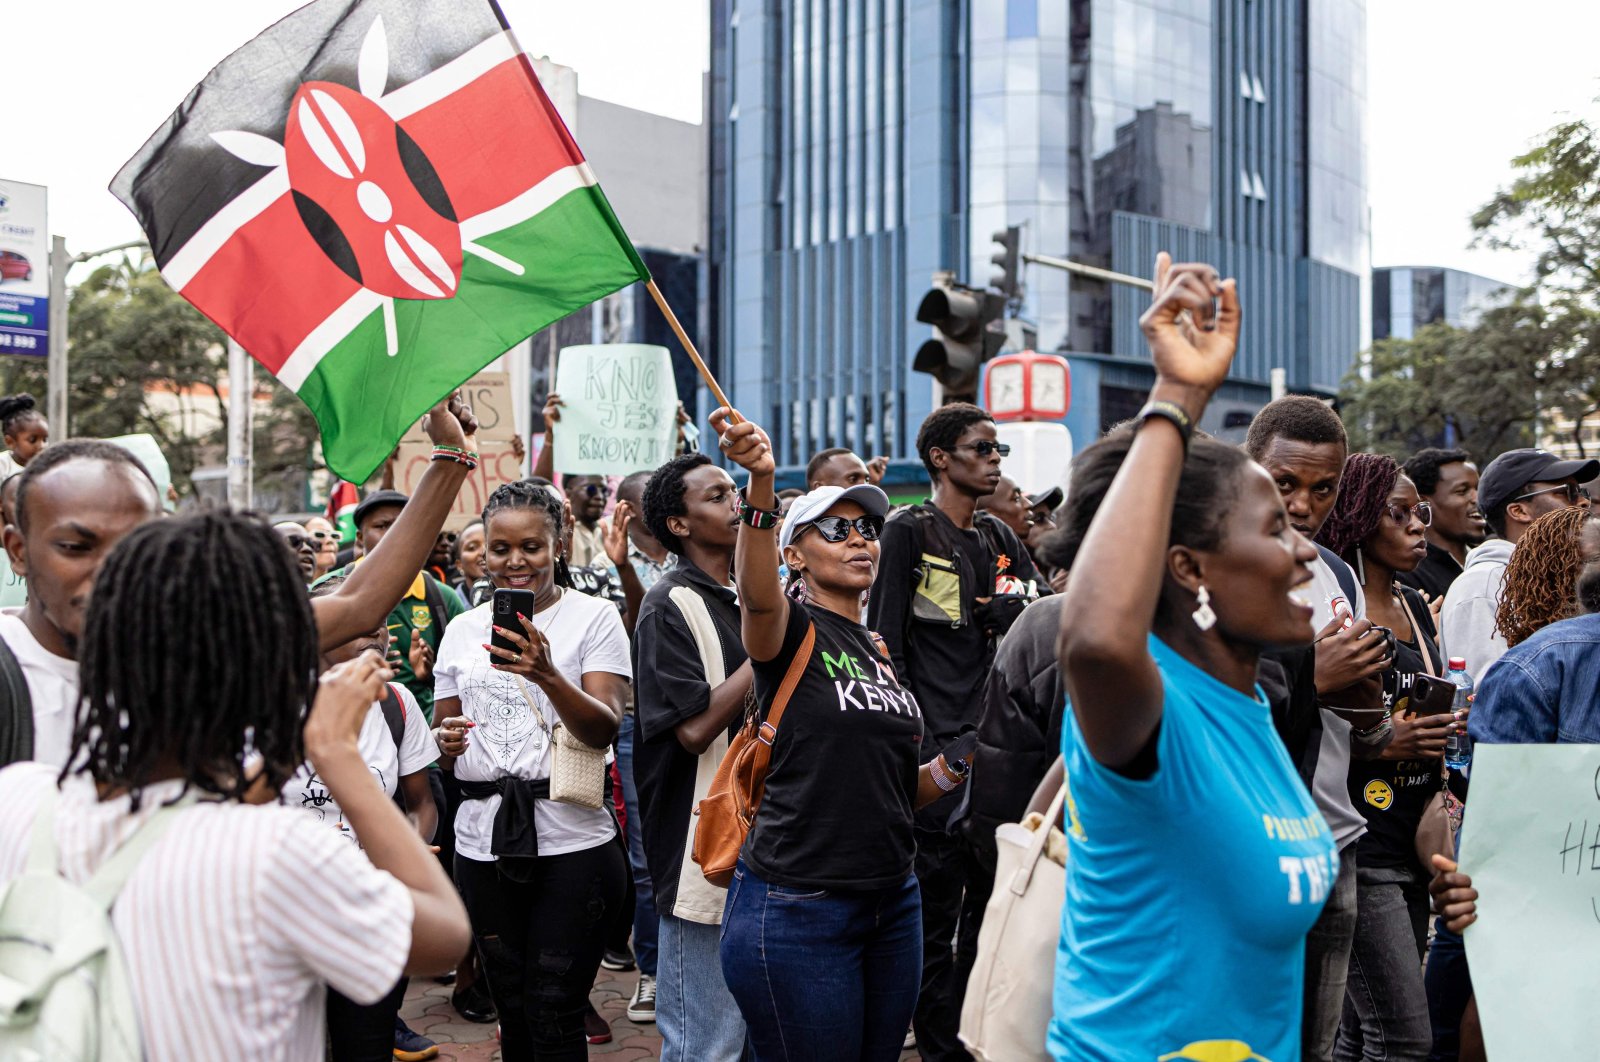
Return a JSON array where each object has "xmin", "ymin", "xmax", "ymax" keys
[{"xmin": 645, "ymin": 278, "xmax": 741, "ymax": 423}]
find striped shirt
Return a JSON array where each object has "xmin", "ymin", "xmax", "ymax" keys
[{"xmin": 0, "ymin": 762, "xmax": 413, "ymax": 1060}]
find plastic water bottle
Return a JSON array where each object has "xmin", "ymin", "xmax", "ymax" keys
[{"xmin": 1444, "ymin": 657, "xmax": 1474, "ymax": 771}]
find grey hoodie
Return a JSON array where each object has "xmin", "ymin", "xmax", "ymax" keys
[{"xmin": 1439, "ymin": 538, "xmax": 1515, "ymax": 681}]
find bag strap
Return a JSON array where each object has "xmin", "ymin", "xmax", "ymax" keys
[
  {"xmin": 380, "ymin": 682, "xmax": 406, "ymax": 752},
  {"xmin": 28, "ymin": 784, "xmax": 197, "ymax": 910},
  {"xmin": 1395, "ymin": 587, "xmax": 1441, "ymax": 678},
  {"xmin": 421, "ymin": 574, "xmax": 450, "ymax": 644},
  {"xmin": 1009, "ymin": 781, "xmax": 1069, "ymax": 897},
  {"xmin": 512, "ymin": 675, "xmax": 553, "ymax": 735},
  {"xmin": 0, "ymin": 632, "xmax": 33, "ymax": 768},
  {"xmin": 739, "ymin": 621, "xmax": 817, "ymax": 819},
  {"xmin": 1318, "ymin": 544, "xmax": 1359, "ymax": 607}
]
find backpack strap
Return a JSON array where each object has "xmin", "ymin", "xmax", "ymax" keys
[
  {"xmin": 1317, "ymin": 544, "xmax": 1359, "ymax": 607},
  {"xmin": 421, "ymin": 574, "xmax": 451, "ymax": 645},
  {"xmin": 380, "ymin": 682, "xmax": 406, "ymax": 753},
  {"xmin": 27, "ymin": 784, "xmax": 197, "ymax": 910},
  {"xmin": 0, "ymin": 632, "xmax": 34, "ymax": 768}
]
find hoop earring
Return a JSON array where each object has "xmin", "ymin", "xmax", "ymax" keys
[{"xmin": 1192, "ymin": 584, "xmax": 1216, "ymax": 631}]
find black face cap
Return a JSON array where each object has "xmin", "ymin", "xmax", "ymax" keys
[
  {"xmin": 353, "ymin": 489, "xmax": 409, "ymax": 529},
  {"xmin": 1478, "ymin": 449, "xmax": 1600, "ymax": 515}
]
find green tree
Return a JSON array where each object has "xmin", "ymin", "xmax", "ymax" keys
[
  {"xmin": 0, "ymin": 257, "xmax": 318, "ymax": 504},
  {"xmin": 1339, "ymin": 298, "xmax": 1567, "ymax": 463}
]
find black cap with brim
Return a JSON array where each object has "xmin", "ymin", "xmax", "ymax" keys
[
  {"xmin": 352, "ymin": 489, "xmax": 409, "ymax": 529},
  {"xmin": 1028, "ymin": 486, "xmax": 1064, "ymax": 512},
  {"xmin": 1478, "ymin": 449, "xmax": 1600, "ymax": 515}
]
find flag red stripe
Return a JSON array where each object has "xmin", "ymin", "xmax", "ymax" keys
[
  {"xmin": 179, "ymin": 195, "xmax": 362, "ymax": 374},
  {"xmin": 399, "ymin": 57, "xmax": 582, "ymax": 222}
]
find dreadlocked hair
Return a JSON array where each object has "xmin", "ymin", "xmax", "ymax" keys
[
  {"xmin": 1315, "ymin": 454, "xmax": 1399, "ymax": 561},
  {"xmin": 69, "ymin": 511, "xmax": 319, "ymax": 811},
  {"xmin": 483, "ymin": 479, "xmax": 574, "ymax": 588},
  {"xmin": 1496, "ymin": 506, "xmax": 1592, "ymax": 646}
]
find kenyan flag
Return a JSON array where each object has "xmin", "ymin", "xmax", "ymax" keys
[{"xmin": 111, "ymin": 0, "xmax": 649, "ymax": 482}]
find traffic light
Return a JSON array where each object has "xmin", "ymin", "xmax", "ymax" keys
[
  {"xmin": 912, "ymin": 282, "xmax": 1007, "ymax": 398},
  {"xmin": 990, "ymin": 226, "xmax": 1022, "ymax": 303}
]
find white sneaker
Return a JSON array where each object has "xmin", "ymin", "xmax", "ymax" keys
[{"xmin": 626, "ymin": 973, "xmax": 657, "ymax": 1023}]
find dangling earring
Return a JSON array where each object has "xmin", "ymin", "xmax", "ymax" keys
[
  {"xmin": 1355, "ymin": 547, "xmax": 1367, "ymax": 586},
  {"xmin": 1192, "ymin": 585, "xmax": 1216, "ymax": 631},
  {"xmin": 787, "ymin": 571, "xmax": 810, "ymax": 604}
]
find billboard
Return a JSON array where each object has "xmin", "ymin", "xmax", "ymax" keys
[{"xmin": 0, "ymin": 180, "xmax": 47, "ymax": 356}]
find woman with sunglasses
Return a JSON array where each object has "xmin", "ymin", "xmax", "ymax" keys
[
  {"xmin": 709, "ymin": 407, "xmax": 974, "ymax": 1062},
  {"xmin": 1316, "ymin": 453, "xmax": 1450, "ymax": 1061}
]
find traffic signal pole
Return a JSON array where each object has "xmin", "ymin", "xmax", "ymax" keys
[{"xmin": 45, "ymin": 237, "xmax": 149, "ymax": 438}]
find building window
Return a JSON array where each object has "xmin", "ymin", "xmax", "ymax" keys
[{"xmin": 1007, "ymin": 0, "xmax": 1038, "ymax": 38}]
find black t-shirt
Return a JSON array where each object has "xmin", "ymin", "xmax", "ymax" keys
[
  {"xmin": 743, "ymin": 603, "xmax": 924, "ymax": 890},
  {"xmin": 1395, "ymin": 541, "xmax": 1464, "ymax": 604},
  {"xmin": 868, "ymin": 505, "xmax": 1038, "ymax": 757},
  {"xmin": 1349, "ymin": 585, "xmax": 1445, "ymax": 870},
  {"xmin": 632, "ymin": 564, "xmax": 746, "ymax": 918}
]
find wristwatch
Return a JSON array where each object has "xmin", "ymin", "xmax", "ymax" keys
[{"xmin": 737, "ymin": 488, "xmax": 782, "ymax": 530}]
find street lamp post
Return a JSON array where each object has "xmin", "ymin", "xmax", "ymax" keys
[{"xmin": 45, "ymin": 237, "xmax": 149, "ymax": 436}]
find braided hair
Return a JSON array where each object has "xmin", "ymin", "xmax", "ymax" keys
[
  {"xmin": 1315, "ymin": 454, "xmax": 1399, "ymax": 561},
  {"xmin": 482, "ymin": 479, "xmax": 574, "ymax": 589},
  {"xmin": 69, "ymin": 511, "xmax": 318, "ymax": 810},
  {"xmin": 1496, "ymin": 506, "xmax": 1591, "ymax": 646}
]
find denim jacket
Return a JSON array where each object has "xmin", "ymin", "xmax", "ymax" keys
[{"xmin": 1468, "ymin": 612, "xmax": 1600, "ymax": 745}]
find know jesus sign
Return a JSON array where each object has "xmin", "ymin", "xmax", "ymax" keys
[{"xmin": 551, "ymin": 343, "xmax": 679, "ymax": 476}]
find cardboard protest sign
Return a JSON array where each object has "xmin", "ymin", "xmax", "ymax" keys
[
  {"xmin": 395, "ymin": 437, "xmax": 523, "ymax": 533},
  {"xmin": 551, "ymin": 344, "xmax": 678, "ymax": 476},
  {"xmin": 1461, "ymin": 742, "xmax": 1600, "ymax": 1057},
  {"xmin": 403, "ymin": 371, "xmax": 517, "ymax": 444}
]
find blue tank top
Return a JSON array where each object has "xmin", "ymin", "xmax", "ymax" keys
[{"xmin": 1049, "ymin": 635, "xmax": 1337, "ymax": 1061}]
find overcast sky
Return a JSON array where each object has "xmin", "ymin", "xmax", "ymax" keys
[{"xmin": 5, "ymin": 1, "xmax": 1596, "ymax": 288}]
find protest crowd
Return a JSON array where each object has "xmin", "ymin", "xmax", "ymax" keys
[
  {"xmin": 0, "ymin": 251, "xmax": 1588, "ymax": 1062},
  {"xmin": 1, "ymin": 2, "xmax": 1589, "ymax": 1059}
]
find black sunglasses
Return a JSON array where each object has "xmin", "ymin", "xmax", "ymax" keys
[
  {"xmin": 581, "ymin": 483, "xmax": 611, "ymax": 498},
  {"xmin": 1511, "ymin": 482, "xmax": 1589, "ymax": 505},
  {"xmin": 950, "ymin": 441, "xmax": 1011, "ymax": 458},
  {"xmin": 803, "ymin": 514, "xmax": 885, "ymax": 543}
]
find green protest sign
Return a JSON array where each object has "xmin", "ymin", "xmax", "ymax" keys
[
  {"xmin": 1461, "ymin": 742, "xmax": 1600, "ymax": 1057},
  {"xmin": 551, "ymin": 344, "xmax": 679, "ymax": 476}
]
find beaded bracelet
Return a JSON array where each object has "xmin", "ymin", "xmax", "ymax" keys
[{"xmin": 431, "ymin": 446, "xmax": 480, "ymax": 470}]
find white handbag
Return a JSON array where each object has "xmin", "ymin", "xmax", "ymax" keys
[
  {"xmin": 514, "ymin": 676, "xmax": 608, "ymax": 810},
  {"xmin": 959, "ymin": 781, "xmax": 1068, "ymax": 1062}
]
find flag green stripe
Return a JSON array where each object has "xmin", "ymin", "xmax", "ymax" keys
[{"xmin": 297, "ymin": 185, "xmax": 648, "ymax": 482}]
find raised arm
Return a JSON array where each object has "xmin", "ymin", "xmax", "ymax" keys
[
  {"xmin": 710, "ymin": 408, "xmax": 788, "ymax": 663},
  {"xmin": 532, "ymin": 392, "xmax": 560, "ymax": 482},
  {"xmin": 312, "ymin": 396, "xmax": 479, "ymax": 650},
  {"xmin": 1056, "ymin": 255, "xmax": 1239, "ymax": 770}
]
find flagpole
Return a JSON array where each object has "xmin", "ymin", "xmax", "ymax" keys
[
  {"xmin": 645, "ymin": 279, "xmax": 739, "ymax": 421},
  {"xmin": 486, "ymin": 0, "xmax": 743, "ymax": 425}
]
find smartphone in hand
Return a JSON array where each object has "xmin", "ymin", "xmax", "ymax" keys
[{"xmin": 489, "ymin": 588, "xmax": 538, "ymax": 660}]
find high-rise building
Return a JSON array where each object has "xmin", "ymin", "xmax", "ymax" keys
[
  {"xmin": 707, "ymin": 0, "xmax": 1369, "ymax": 467},
  {"xmin": 1371, "ymin": 265, "xmax": 1512, "ymax": 342}
]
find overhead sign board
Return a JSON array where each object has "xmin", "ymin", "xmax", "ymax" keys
[{"xmin": 0, "ymin": 180, "xmax": 47, "ymax": 357}]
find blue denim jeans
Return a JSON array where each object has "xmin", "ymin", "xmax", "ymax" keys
[
  {"xmin": 1334, "ymin": 864, "xmax": 1432, "ymax": 1062},
  {"xmin": 617, "ymin": 712, "xmax": 659, "ymax": 976},
  {"xmin": 720, "ymin": 859, "xmax": 922, "ymax": 1062},
  {"xmin": 658, "ymin": 912, "xmax": 747, "ymax": 1062}
]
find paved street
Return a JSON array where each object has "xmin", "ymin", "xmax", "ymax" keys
[{"xmin": 402, "ymin": 968, "xmax": 921, "ymax": 1060}]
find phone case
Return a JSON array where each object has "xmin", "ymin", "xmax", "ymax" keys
[
  {"xmin": 490, "ymin": 589, "xmax": 539, "ymax": 658},
  {"xmin": 1408, "ymin": 673, "xmax": 1455, "ymax": 716}
]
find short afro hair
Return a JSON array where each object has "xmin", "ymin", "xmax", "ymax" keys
[
  {"xmin": 1244, "ymin": 395, "xmax": 1348, "ymax": 461},
  {"xmin": 617, "ymin": 470, "xmax": 654, "ymax": 507},
  {"xmin": 16, "ymin": 439, "xmax": 157, "ymax": 533},
  {"xmin": 805, "ymin": 448, "xmax": 854, "ymax": 487},
  {"xmin": 1402, "ymin": 448, "xmax": 1473, "ymax": 498},
  {"xmin": 915, "ymin": 402, "xmax": 993, "ymax": 479},
  {"xmin": 642, "ymin": 453, "xmax": 714, "ymax": 556}
]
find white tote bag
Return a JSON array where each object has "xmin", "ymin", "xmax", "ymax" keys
[{"xmin": 959, "ymin": 782, "xmax": 1067, "ymax": 1062}]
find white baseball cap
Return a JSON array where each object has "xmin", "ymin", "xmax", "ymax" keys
[{"xmin": 779, "ymin": 483, "xmax": 891, "ymax": 552}]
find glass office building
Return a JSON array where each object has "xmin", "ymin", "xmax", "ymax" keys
[
  {"xmin": 1372, "ymin": 266, "xmax": 1513, "ymax": 342},
  {"xmin": 708, "ymin": 0, "xmax": 1369, "ymax": 465}
]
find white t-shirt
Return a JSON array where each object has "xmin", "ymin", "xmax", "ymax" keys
[
  {"xmin": 434, "ymin": 591, "xmax": 630, "ymax": 859},
  {"xmin": 0, "ymin": 610, "xmax": 80, "ymax": 769},
  {"xmin": 0, "ymin": 762, "xmax": 413, "ymax": 1059},
  {"xmin": 280, "ymin": 684, "xmax": 435, "ymax": 845}
]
